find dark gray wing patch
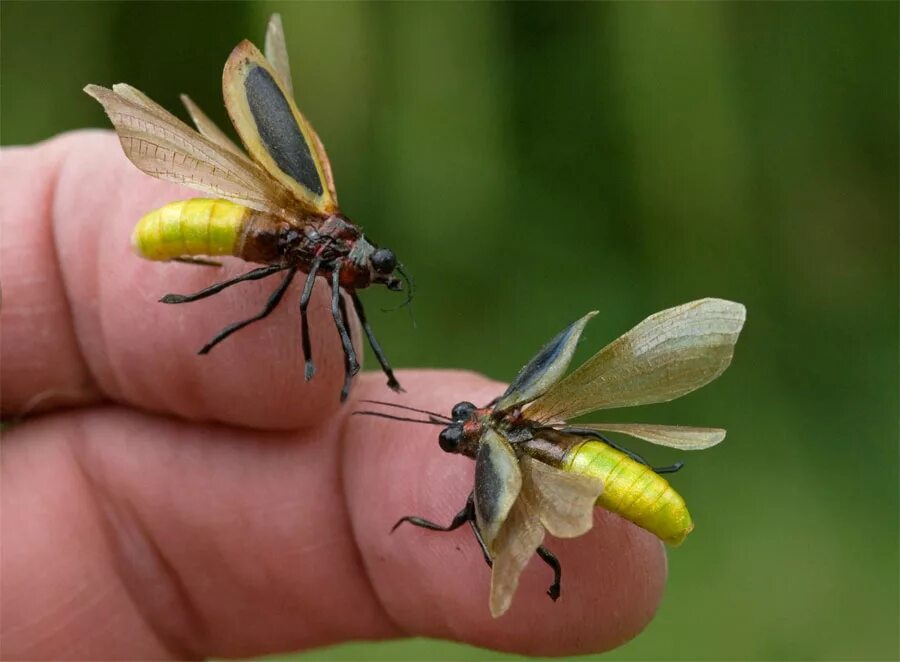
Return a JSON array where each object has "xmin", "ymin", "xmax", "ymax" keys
[
  {"xmin": 494, "ymin": 311, "xmax": 598, "ymax": 412},
  {"xmin": 245, "ymin": 65, "xmax": 323, "ymax": 196},
  {"xmin": 473, "ymin": 428, "xmax": 522, "ymax": 553}
]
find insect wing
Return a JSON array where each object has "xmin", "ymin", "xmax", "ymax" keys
[
  {"xmin": 223, "ymin": 40, "xmax": 337, "ymax": 214},
  {"xmin": 264, "ymin": 13, "xmax": 294, "ymax": 98},
  {"xmin": 488, "ymin": 494, "xmax": 544, "ymax": 618},
  {"xmin": 520, "ymin": 455, "xmax": 604, "ymax": 538},
  {"xmin": 180, "ymin": 94, "xmax": 243, "ymax": 156},
  {"xmin": 494, "ymin": 311, "xmax": 598, "ymax": 412},
  {"xmin": 574, "ymin": 423, "xmax": 726, "ymax": 450},
  {"xmin": 263, "ymin": 15, "xmax": 339, "ymax": 206},
  {"xmin": 526, "ymin": 298, "xmax": 746, "ymax": 422},
  {"xmin": 473, "ymin": 428, "xmax": 522, "ymax": 553},
  {"xmin": 85, "ymin": 84, "xmax": 294, "ymax": 217}
]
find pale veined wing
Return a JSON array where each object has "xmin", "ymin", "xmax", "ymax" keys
[
  {"xmin": 526, "ymin": 298, "xmax": 746, "ymax": 423},
  {"xmin": 263, "ymin": 14, "xmax": 339, "ymax": 206},
  {"xmin": 179, "ymin": 94, "xmax": 243, "ymax": 156},
  {"xmin": 223, "ymin": 39, "xmax": 337, "ymax": 214},
  {"xmin": 489, "ymin": 493, "xmax": 543, "ymax": 618},
  {"xmin": 520, "ymin": 455, "xmax": 604, "ymax": 537},
  {"xmin": 85, "ymin": 84, "xmax": 295, "ymax": 217},
  {"xmin": 308, "ymin": 126, "xmax": 338, "ymax": 207},
  {"xmin": 493, "ymin": 311, "xmax": 598, "ymax": 412},
  {"xmin": 265, "ymin": 13, "xmax": 294, "ymax": 98},
  {"xmin": 488, "ymin": 455, "xmax": 603, "ymax": 617},
  {"xmin": 473, "ymin": 428, "xmax": 522, "ymax": 552},
  {"xmin": 572, "ymin": 423, "xmax": 726, "ymax": 450}
]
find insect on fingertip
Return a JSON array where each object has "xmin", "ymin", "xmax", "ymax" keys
[{"xmin": 88, "ymin": 16, "xmax": 403, "ymax": 404}]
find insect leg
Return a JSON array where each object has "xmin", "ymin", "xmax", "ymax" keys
[
  {"xmin": 160, "ymin": 265, "xmax": 284, "ymax": 303},
  {"xmin": 330, "ymin": 263, "xmax": 360, "ymax": 381},
  {"xmin": 536, "ymin": 546, "xmax": 562, "ymax": 601},
  {"xmin": 298, "ymin": 257, "xmax": 322, "ymax": 382},
  {"xmin": 337, "ymin": 294, "xmax": 355, "ymax": 401},
  {"xmin": 173, "ymin": 256, "xmax": 224, "ymax": 267},
  {"xmin": 468, "ymin": 519, "xmax": 493, "ymax": 568},
  {"xmin": 391, "ymin": 505, "xmax": 471, "ymax": 534},
  {"xmin": 560, "ymin": 427, "xmax": 651, "ymax": 466},
  {"xmin": 350, "ymin": 291, "xmax": 402, "ymax": 393},
  {"xmin": 652, "ymin": 461, "xmax": 685, "ymax": 475},
  {"xmin": 198, "ymin": 267, "xmax": 298, "ymax": 355},
  {"xmin": 393, "ymin": 493, "xmax": 493, "ymax": 568}
]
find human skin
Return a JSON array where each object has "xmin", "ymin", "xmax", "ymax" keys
[{"xmin": 0, "ymin": 132, "xmax": 667, "ymax": 660}]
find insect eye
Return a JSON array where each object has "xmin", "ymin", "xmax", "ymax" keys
[
  {"xmin": 371, "ymin": 248, "xmax": 396, "ymax": 275},
  {"xmin": 438, "ymin": 425, "xmax": 462, "ymax": 453},
  {"xmin": 451, "ymin": 401, "xmax": 476, "ymax": 421}
]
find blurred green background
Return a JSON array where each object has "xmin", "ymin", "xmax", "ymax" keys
[{"xmin": 2, "ymin": 1, "xmax": 896, "ymax": 660}]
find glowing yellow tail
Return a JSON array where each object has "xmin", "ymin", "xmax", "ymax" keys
[
  {"xmin": 562, "ymin": 440, "xmax": 694, "ymax": 545},
  {"xmin": 131, "ymin": 198, "xmax": 251, "ymax": 261}
]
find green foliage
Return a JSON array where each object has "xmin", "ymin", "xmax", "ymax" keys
[{"xmin": 2, "ymin": 2, "xmax": 896, "ymax": 659}]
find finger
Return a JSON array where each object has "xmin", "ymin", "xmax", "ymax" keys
[
  {"xmin": 0, "ymin": 130, "xmax": 363, "ymax": 429},
  {"xmin": 1, "ymin": 371, "xmax": 666, "ymax": 660}
]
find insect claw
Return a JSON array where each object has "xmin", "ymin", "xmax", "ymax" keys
[
  {"xmin": 160, "ymin": 293, "xmax": 186, "ymax": 304},
  {"xmin": 304, "ymin": 361, "xmax": 315, "ymax": 381},
  {"xmin": 547, "ymin": 585, "xmax": 561, "ymax": 602}
]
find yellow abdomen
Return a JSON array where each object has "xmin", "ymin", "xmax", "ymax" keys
[
  {"xmin": 562, "ymin": 440, "xmax": 693, "ymax": 545},
  {"xmin": 131, "ymin": 198, "xmax": 250, "ymax": 261}
]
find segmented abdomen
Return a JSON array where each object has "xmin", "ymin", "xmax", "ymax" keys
[
  {"xmin": 131, "ymin": 198, "xmax": 252, "ymax": 261},
  {"xmin": 562, "ymin": 440, "xmax": 693, "ymax": 545}
]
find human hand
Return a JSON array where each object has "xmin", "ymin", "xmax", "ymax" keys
[{"xmin": 1, "ymin": 132, "xmax": 666, "ymax": 659}]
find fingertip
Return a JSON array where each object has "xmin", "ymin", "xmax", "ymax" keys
[
  {"xmin": 3, "ymin": 130, "xmax": 367, "ymax": 428},
  {"xmin": 343, "ymin": 371, "xmax": 669, "ymax": 655}
]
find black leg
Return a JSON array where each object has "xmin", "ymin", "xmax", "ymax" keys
[
  {"xmin": 653, "ymin": 461, "xmax": 684, "ymax": 475},
  {"xmin": 330, "ymin": 263, "xmax": 360, "ymax": 380},
  {"xmin": 350, "ymin": 292, "xmax": 402, "ymax": 393},
  {"xmin": 560, "ymin": 427, "xmax": 651, "ymax": 466},
  {"xmin": 468, "ymin": 519, "xmax": 493, "ymax": 568},
  {"xmin": 337, "ymin": 294, "xmax": 355, "ymax": 402},
  {"xmin": 536, "ymin": 546, "xmax": 562, "ymax": 601},
  {"xmin": 173, "ymin": 256, "xmax": 223, "ymax": 267},
  {"xmin": 198, "ymin": 267, "xmax": 297, "ymax": 355},
  {"xmin": 391, "ymin": 505, "xmax": 471, "ymax": 534},
  {"xmin": 298, "ymin": 258, "xmax": 322, "ymax": 381},
  {"xmin": 160, "ymin": 265, "xmax": 283, "ymax": 304},
  {"xmin": 393, "ymin": 493, "xmax": 494, "ymax": 568}
]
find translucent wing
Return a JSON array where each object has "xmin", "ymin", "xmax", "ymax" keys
[
  {"xmin": 527, "ymin": 298, "xmax": 746, "ymax": 423},
  {"xmin": 264, "ymin": 15, "xmax": 338, "ymax": 205},
  {"xmin": 486, "ymin": 455, "xmax": 603, "ymax": 617},
  {"xmin": 264, "ymin": 15, "xmax": 339, "ymax": 206},
  {"xmin": 85, "ymin": 84, "xmax": 295, "ymax": 217},
  {"xmin": 574, "ymin": 423, "xmax": 726, "ymax": 450},
  {"xmin": 223, "ymin": 40, "xmax": 337, "ymax": 213},
  {"xmin": 309, "ymin": 126, "xmax": 338, "ymax": 206},
  {"xmin": 473, "ymin": 428, "xmax": 522, "ymax": 553},
  {"xmin": 494, "ymin": 311, "xmax": 598, "ymax": 412},
  {"xmin": 520, "ymin": 455, "xmax": 604, "ymax": 538},
  {"xmin": 265, "ymin": 13, "xmax": 293, "ymax": 98},
  {"xmin": 488, "ymin": 495, "xmax": 544, "ymax": 618},
  {"xmin": 179, "ymin": 94, "xmax": 243, "ymax": 156}
]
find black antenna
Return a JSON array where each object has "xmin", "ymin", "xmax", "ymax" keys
[
  {"xmin": 353, "ymin": 411, "xmax": 446, "ymax": 426},
  {"xmin": 359, "ymin": 399, "xmax": 450, "ymax": 421},
  {"xmin": 381, "ymin": 263, "xmax": 416, "ymax": 328}
]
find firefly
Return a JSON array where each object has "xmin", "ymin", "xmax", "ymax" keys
[
  {"xmin": 361, "ymin": 298, "xmax": 746, "ymax": 617},
  {"xmin": 86, "ymin": 15, "xmax": 407, "ymax": 401}
]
